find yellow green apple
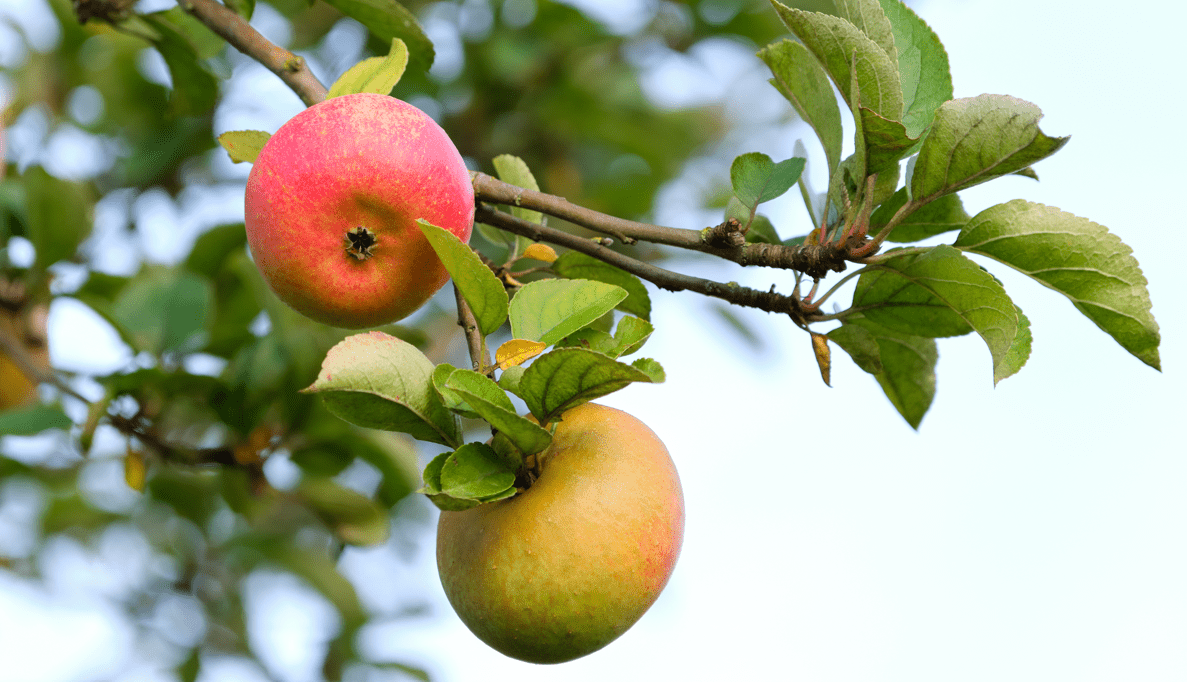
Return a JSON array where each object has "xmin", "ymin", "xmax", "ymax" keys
[{"xmin": 436, "ymin": 402, "xmax": 685, "ymax": 663}]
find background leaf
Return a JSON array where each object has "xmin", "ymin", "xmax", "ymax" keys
[{"xmin": 320, "ymin": 0, "xmax": 435, "ymax": 70}]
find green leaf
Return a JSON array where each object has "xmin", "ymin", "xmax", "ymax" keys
[
  {"xmin": 112, "ymin": 269, "xmax": 214, "ymax": 355},
  {"xmin": 518, "ymin": 348, "xmax": 658, "ymax": 423},
  {"xmin": 954, "ymin": 200, "xmax": 1160, "ymax": 370},
  {"xmin": 23, "ymin": 166, "xmax": 91, "ymax": 270},
  {"xmin": 613, "ymin": 316, "xmax": 653, "ymax": 357},
  {"xmin": 508, "ymin": 279, "xmax": 628, "ymax": 346},
  {"xmin": 860, "ymin": 108, "xmax": 917, "ymax": 173},
  {"xmin": 758, "ymin": 40, "xmax": 843, "ymax": 176},
  {"xmin": 418, "ymin": 220, "xmax": 508, "ymax": 336},
  {"xmin": 0, "ymin": 404, "xmax": 72, "ymax": 436},
  {"xmin": 298, "ymin": 478, "xmax": 390, "ymax": 546},
  {"xmin": 555, "ymin": 328, "xmax": 619, "ymax": 356},
  {"xmin": 552, "ymin": 251, "xmax": 651, "ymax": 320},
  {"xmin": 995, "ymin": 305, "xmax": 1032, "ymax": 383},
  {"xmin": 849, "ymin": 315, "xmax": 936, "ymax": 429},
  {"xmin": 326, "ymin": 38, "xmax": 409, "ymax": 98},
  {"xmin": 911, "ymin": 95, "xmax": 1069, "ymax": 202},
  {"xmin": 155, "ymin": 8, "xmax": 225, "ymax": 60},
  {"xmin": 492, "ymin": 154, "xmax": 544, "ymax": 226},
  {"xmin": 431, "ymin": 363, "xmax": 477, "ymax": 418},
  {"xmin": 140, "ymin": 13, "xmax": 219, "ymax": 117},
  {"xmin": 730, "ymin": 152, "xmax": 806, "ymax": 209},
  {"xmin": 877, "ymin": 0, "xmax": 954, "ymax": 138},
  {"xmin": 870, "ymin": 189, "xmax": 969, "ymax": 243},
  {"xmin": 833, "ymin": 0, "xmax": 897, "ymax": 63},
  {"xmin": 854, "ymin": 245, "xmax": 1020, "ymax": 381},
  {"xmin": 438, "ymin": 443, "xmax": 516, "ymax": 500},
  {"xmin": 217, "ymin": 130, "xmax": 270, "ymax": 164},
  {"xmin": 445, "ymin": 369, "xmax": 551, "ymax": 456},
  {"xmin": 320, "ymin": 0, "xmax": 435, "ymax": 70},
  {"xmin": 629, "ymin": 357, "xmax": 666, "ymax": 383},
  {"xmin": 827, "ymin": 323, "xmax": 884, "ymax": 374},
  {"xmin": 223, "ymin": 0, "xmax": 254, "ymax": 19},
  {"xmin": 769, "ymin": 1, "xmax": 904, "ymax": 122},
  {"xmin": 303, "ymin": 332, "xmax": 462, "ymax": 447}
]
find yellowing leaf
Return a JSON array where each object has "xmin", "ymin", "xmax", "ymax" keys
[
  {"xmin": 521, "ymin": 243, "xmax": 557, "ymax": 263},
  {"xmin": 217, "ymin": 130, "xmax": 270, "ymax": 164},
  {"xmin": 496, "ymin": 339, "xmax": 547, "ymax": 370},
  {"xmin": 125, "ymin": 448, "xmax": 147, "ymax": 491}
]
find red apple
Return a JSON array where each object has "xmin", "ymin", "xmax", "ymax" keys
[
  {"xmin": 245, "ymin": 93, "xmax": 474, "ymax": 328},
  {"xmin": 436, "ymin": 402, "xmax": 685, "ymax": 663}
]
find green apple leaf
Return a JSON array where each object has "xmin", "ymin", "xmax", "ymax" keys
[
  {"xmin": 497, "ymin": 365, "xmax": 525, "ymax": 397},
  {"xmin": 877, "ymin": 0, "xmax": 953, "ymax": 139},
  {"xmin": 730, "ymin": 152, "xmax": 806, "ymax": 209},
  {"xmin": 555, "ymin": 328, "xmax": 619, "ymax": 356},
  {"xmin": 629, "ymin": 357, "xmax": 666, "ymax": 383},
  {"xmin": 508, "ymin": 279, "xmax": 628, "ymax": 346},
  {"xmin": 995, "ymin": 305, "xmax": 1032, "ymax": 383},
  {"xmin": 0, "ymin": 405, "xmax": 73, "ymax": 437},
  {"xmin": 911, "ymin": 95, "xmax": 1069, "ymax": 202},
  {"xmin": 492, "ymin": 154, "xmax": 543, "ymax": 226},
  {"xmin": 827, "ymin": 323, "xmax": 884, "ymax": 374},
  {"xmin": 217, "ymin": 130, "xmax": 270, "ymax": 164},
  {"xmin": 758, "ymin": 40, "xmax": 843, "ymax": 176},
  {"xmin": 303, "ymin": 331, "xmax": 462, "ymax": 447},
  {"xmin": 552, "ymin": 251, "xmax": 651, "ymax": 320},
  {"xmin": 954, "ymin": 200, "xmax": 1160, "ymax": 370},
  {"xmin": 860, "ymin": 107, "xmax": 917, "ymax": 173},
  {"xmin": 833, "ymin": 0, "xmax": 897, "ymax": 63},
  {"xmin": 556, "ymin": 316, "xmax": 653, "ymax": 359},
  {"xmin": 320, "ymin": 0, "xmax": 434, "ymax": 70},
  {"xmin": 854, "ymin": 245, "xmax": 1019, "ymax": 381},
  {"xmin": 847, "ymin": 315, "xmax": 937, "ymax": 428},
  {"xmin": 112, "ymin": 268, "xmax": 214, "ymax": 355},
  {"xmin": 518, "ymin": 348, "xmax": 659, "ymax": 424},
  {"xmin": 445, "ymin": 369, "xmax": 551, "ymax": 457},
  {"xmin": 139, "ymin": 12, "xmax": 219, "ymax": 117},
  {"xmin": 870, "ymin": 188, "xmax": 970, "ymax": 243},
  {"xmin": 769, "ymin": 1, "xmax": 903, "ymax": 122},
  {"xmin": 431, "ymin": 363, "xmax": 479, "ymax": 418},
  {"xmin": 298, "ymin": 478, "xmax": 390, "ymax": 546},
  {"xmin": 418, "ymin": 220, "xmax": 508, "ymax": 336},
  {"xmin": 326, "ymin": 38, "xmax": 408, "ymax": 99},
  {"xmin": 430, "ymin": 443, "xmax": 517, "ymax": 503},
  {"xmin": 22, "ymin": 166, "xmax": 91, "ymax": 270},
  {"xmin": 614, "ymin": 316, "xmax": 653, "ymax": 357}
]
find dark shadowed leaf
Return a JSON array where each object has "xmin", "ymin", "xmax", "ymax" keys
[
  {"xmin": 911, "ymin": 95, "xmax": 1068, "ymax": 202},
  {"xmin": 854, "ymin": 245, "xmax": 1019, "ymax": 381}
]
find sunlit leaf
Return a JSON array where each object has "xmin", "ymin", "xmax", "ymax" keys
[
  {"xmin": 419, "ymin": 220, "xmax": 508, "ymax": 336},
  {"xmin": 954, "ymin": 200, "xmax": 1160, "ymax": 370},
  {"xmin": 508, "ymin": 279, "xmax": 628, "ymax": 345}
]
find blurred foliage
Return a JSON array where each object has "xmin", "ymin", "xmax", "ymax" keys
[{"xmin": 0, "ymin": 0, "xmax": 821, "ymax": 679}]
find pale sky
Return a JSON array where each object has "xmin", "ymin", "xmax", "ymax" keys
[{"xmin": 1, "ymin": 0, "xmax": 1184, "ymax": 681}]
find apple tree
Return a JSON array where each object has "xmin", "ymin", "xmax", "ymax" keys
[{"xmin": 0, "ymin": 0, "xmax": 1160, "ymax": 678}]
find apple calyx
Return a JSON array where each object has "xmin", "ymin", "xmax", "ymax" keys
[{"xmin": 343, "ymin": 226, "xmax": 379, "ymax": 260}]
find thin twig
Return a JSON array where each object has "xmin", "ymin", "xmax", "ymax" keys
[
  {"xmin": 472, "ymin": 173, "xmax": 855, "ymax": 278},
  {"xmin": 180, "ymin": 0, "xmax": 328, "ymax": 106},
  {"xmin": 475, "ymin": 204, "xmax": 822, "ymax": 323},
  {"xmin": 453, "ymin": 282, "xmax": 490, "ymax": 373}
]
